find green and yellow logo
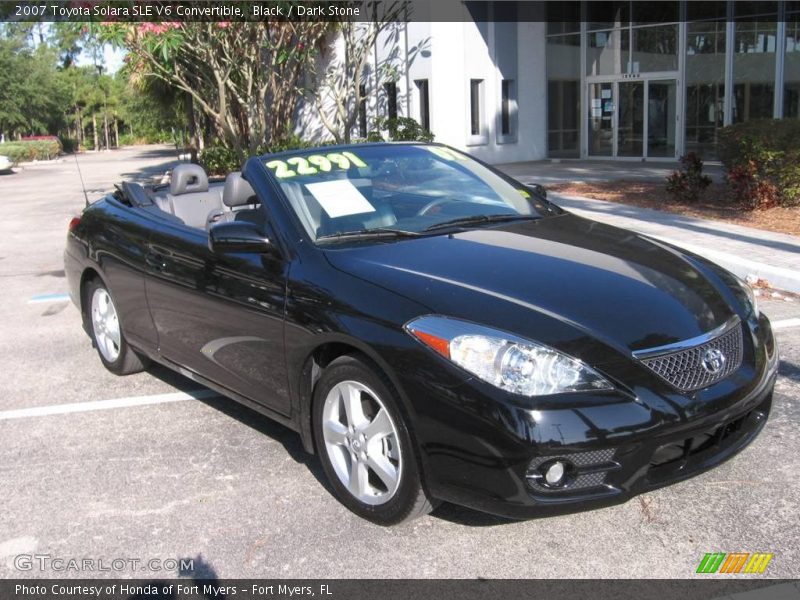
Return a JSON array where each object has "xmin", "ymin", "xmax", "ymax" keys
[{"xmin": 696, "ymin": 552, "xmax": 773, "ymax": 574}]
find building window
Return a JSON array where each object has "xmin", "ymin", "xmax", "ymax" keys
[
  {"xmin": 469, "ymin": 79, "xmax": 483, "ymax": 136},
  {"xmin": 414, "ymin": 79, "xmax": 430, "ymax": 130},
  {"xmin": 586, "ymin": 29, "xmax": 626, "ymax": 76},
  {"xmin": 585, "ymin": 4, "xmax": 678, "ymax": 77},
  {"xmin": 632, "ymin": 24, "xmax": 678, "ymax": 72},
  {"xmin": 546, "ymin": 33, "xmax": 580, "ymax": 158},
  {"xmin": 685, "ymin": 19, "xmax": 726, "ymax": 158},
  {"xmin": 384, "ymin": 82, "xmax": 398, "ymax": 120},
  {"xmin": 784, "ymin": 9, "xmax": 800, "ymax": 117},
  {"xmin": 545, "ymin": 1, "xmax": 580, "ymax": 36},
  {"xmin": 732, "ymin": 6, "xmax": 778, "ymax": 123},
  {"xmin": 501, "ymin": 80, "xmax": 513, "ymax": 135},
  {"xmin": 358, "ymin": 83, "xmax": 367, "ymax": 138}
]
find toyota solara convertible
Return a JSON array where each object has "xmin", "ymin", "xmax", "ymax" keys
[{"xmin": 65, "ymin": 142, "xmax": 778, "ymax": 524}]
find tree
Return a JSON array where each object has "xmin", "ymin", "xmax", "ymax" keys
[
  {"xmin": 115, "ymin": 73, "xmax": 188, "ymax": 145},
  {"xmin": 99, "ymin": 20, "xmax": 331, "ymax": 160},
  {"xmin": 309, "ymin": 2, "xmax": 408, "ymax": 144},
  {"xmin": 0, "ymin": 37, "xmax": 26, "ymax": 136},
  {"xmin": 0, "ymin": 21, "xmax": 187, "ymax": 148},
  {"xmin": 0, "ymin": 32, "xmax": 69, "ymax": 139}
]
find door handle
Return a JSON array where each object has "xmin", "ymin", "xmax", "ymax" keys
[{"xmin": 145, "ymin": 252, "xmax": 166, "ymax": 271}]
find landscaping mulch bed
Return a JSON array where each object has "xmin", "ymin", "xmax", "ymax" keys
[{"xmin": 549, "ymin": 181, "xmax": 800, "ymax": 238}]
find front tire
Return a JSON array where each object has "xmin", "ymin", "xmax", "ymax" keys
[
  {"xmin": 312, "ymin": 354, "xmax": 435, "ymax": 525},
  {"xmin": 85, "ymin": 278, "xmax": 148, "ymax": 376}
]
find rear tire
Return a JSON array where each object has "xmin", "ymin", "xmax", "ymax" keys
[
  {"xmin": 312, "ymin": 354, "xmax": 436, "ymax": 525},
  {"xmin": 85, "ymin": 278, "xmax": 149, "ymax": 376}
]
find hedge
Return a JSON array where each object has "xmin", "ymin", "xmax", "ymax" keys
[
  {"xmin": 0, "ymin": 139, "xmax": 62, "ymax": 164},
  {"xmin": 199, "ymin": 136, "xmax": 327, "ymax": 176},
  {"xmin": 717, "ymin": 119, "xmax": 800, "ymax": 209}
]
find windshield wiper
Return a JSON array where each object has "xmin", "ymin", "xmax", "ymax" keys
[
  {"xmin": 317, "ymin": 227, "xmax": 424, "ymax": 242},
  {"xmin": 424, "ymin": 214, "xmax": 539, "ymax": 232}
]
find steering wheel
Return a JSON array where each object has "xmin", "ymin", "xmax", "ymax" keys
[{"xmin": 416, "ymin": 198, "xmax": 458, "ymax": 216}]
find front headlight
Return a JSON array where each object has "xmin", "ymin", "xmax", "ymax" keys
[{"xmin": 405, "ymin": 316, "xmax": 613, "ymax": 396}]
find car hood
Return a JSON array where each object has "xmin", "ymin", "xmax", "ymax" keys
[{"xmin": 323, "ymin": 214, "xmax": 737, "ymax": 354}]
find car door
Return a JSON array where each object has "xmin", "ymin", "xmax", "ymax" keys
[
  {"xmin": 90, "ymin": 199, "xmax": 160, "ymax": 355},
  {"xmin": 143, "ymin": 214, "xmax": 291, "ymax": 415}
]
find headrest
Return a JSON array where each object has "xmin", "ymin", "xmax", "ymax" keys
[
  {"xmin": 223, "ymin": 172, "xmax": 256, "ymax": 207},
  {"xmin": 170, "ymin": 164, "xmax": 209, "ymax": 195}
]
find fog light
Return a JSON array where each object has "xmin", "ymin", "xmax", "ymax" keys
[{"xmin": 544, "ymin": 461, "xmax": 567, "ymax": 487}]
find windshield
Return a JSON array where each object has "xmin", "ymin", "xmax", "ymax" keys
[{"xmin": 262, "ymin": 144, "xmax": 550, "ymax": 242}]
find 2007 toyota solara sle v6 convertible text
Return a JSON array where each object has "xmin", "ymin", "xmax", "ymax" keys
[{"xmin": 64, "ymin": 142, "xmax": 778, "ymax": 525}]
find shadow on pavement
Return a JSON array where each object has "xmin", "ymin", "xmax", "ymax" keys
[
  {"xmin": 146, "ymin": 362, "xmax": 525, "ymax": 527},
  {"xmin": 779, "ymin": 360, "xmax": 800, "ymax": 383},
  {"xmin": 129, "ymin": 146, "xmax": 183, "ymax": 160},
  {"xmin": 145, "ymin": 362, "xmax": 329, "ymax": 490},
  {"xmin": 431, "ymin": 502, "xmax": 520, "ymax": 527},
  {"xmin": 126, "ymin": 555, "xmax": 225, "ymax": 598},
  {"xmin": 121, "ymin": 159, "xmax": 183, "ymax": 185}
]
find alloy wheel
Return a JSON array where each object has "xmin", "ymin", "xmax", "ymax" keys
[
  {"xmin": 321, "ymin": 380, "xmax": 402, "ymax": 505},
  {"xmin": 91, "ymin": 288, "xmax": 121, "ymax": 363}
]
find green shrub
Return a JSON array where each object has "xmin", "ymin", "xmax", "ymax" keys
[
  {"xmin": 118, "ymin": 131, "xmax": 176, "ymax": 146},
  {"xmin": 0, "ymin": 139, "xmax": 62, "ymax": 164},
  {"xmin": 199, "ymin": 145, "xmax": 241, "ymax": 176},
  {"xmin": 59, "ymin": 137, "xmax": 78, "ymax": 154},
  {"xmin": 117, "ymin": 133, "xmax": 139, "ymax": 147},
  {"xmin": 717, "ymin": 119, "xmax": 800, "ymax": 209},
  {"xmin": 265, "ymin": 133, "xmax": 326, "ymax": 154},
  {"xmin": 666, "ymin": 152, "xmax": 712, "ymax": 202},
  {"xmin": 200, "ymin": 135, "xmax": 336, "ymax": 176}
]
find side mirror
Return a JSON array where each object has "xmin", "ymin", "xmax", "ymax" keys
[
  {"xmin": 523, "ymin": 182, "xmax": 547, "ymax": 199},
  {"xmin": 208, "ymin": 221, "xmax": 273, "ymax": 254}
]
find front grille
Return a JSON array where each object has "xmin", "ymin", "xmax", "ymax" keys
[
  {"xmin": 638, "ymin": 322, "xmax": 744, "ymax": 392},
  {"xmin": 647, "ymin": 396, "xmax": 770, "ymax": 484}
]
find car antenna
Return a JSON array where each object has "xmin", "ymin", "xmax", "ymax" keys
[{"xmin": 73, "ymin": 152, "xmax": 90, "ymax": 207}]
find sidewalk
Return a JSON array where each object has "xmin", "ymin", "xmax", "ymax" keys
[
  {"xmin": 498, "ymin": 158, "xmax": 726, "ymax": 184},
  {"xmin": 495, "ymin": 160, "xmax": 799, "ymax": 293}
]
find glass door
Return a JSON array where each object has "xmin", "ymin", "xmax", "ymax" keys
[
  {"xmin": 588, "ymin": 82, "xmax": 614, "ymax": 156},
  {"xmin": 647, "ymin": 80, "xmax": 677, "ymax": 157},
  {"xmin": 587, "ymin": 78, "xmax": 678, "ymax": 159},
  {"xmin": 618, "ymin": 81, "xmax": 644, "ymax": 156}
]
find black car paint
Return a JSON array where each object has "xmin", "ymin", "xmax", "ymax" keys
[{"xmin": 64, "ymin": 143, "xmax": 778, "ymax": 518}]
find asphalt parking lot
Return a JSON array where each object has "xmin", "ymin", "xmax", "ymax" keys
[{"xmin": 0, "ymin": 146, "xmax": 798, "ymax": 579}]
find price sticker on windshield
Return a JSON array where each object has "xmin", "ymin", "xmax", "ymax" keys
[
  {"xmin": 265, "ymin": 151, "xmax": 367, "ymax": 179},
  {"xmin": 306, "ymin": 180, "xmax": 376, "ymax": 218}
]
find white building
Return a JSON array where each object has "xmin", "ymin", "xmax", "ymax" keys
[{"xmin": 298, "ymin": 1, "xmax": 800, "ymax": 164}]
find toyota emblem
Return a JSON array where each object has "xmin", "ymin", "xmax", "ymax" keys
[{"xmin": 701, "ymin": 348, "xmax": 726, "ymax": 374}]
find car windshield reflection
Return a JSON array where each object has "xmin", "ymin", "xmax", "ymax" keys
[{"xmin": 262, "ymin": 144, "xmax": 550, "ymax": 242}]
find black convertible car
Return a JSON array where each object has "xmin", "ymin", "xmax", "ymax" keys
[{"xmin": 65, "ymin": 143, "xmax": 778, "ymax": 524}]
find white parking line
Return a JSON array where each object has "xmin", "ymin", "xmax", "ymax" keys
[
  {"xmin": 772, "ymin": 318, "xmax": 800, "ymax": 331},
  {"xmin": 0, "ymin": 389, "xmax": 219, "ymax": 421},
  {"xmin": 28, "ymin": 293, "xmax": 70, "ymax": 304}
]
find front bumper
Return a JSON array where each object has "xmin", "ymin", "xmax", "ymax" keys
[{"xmin": 401, "ymin": 313, "xmax": 779, "ymax": 519}]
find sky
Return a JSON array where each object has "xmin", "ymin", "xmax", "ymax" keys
[
  {"xmin": 30, "ymin": 23, "xmax": 128, "ymax": 74},
  {"xmin": 75, "ymin": 43, "xmax": 127, "ymax": 74}
]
